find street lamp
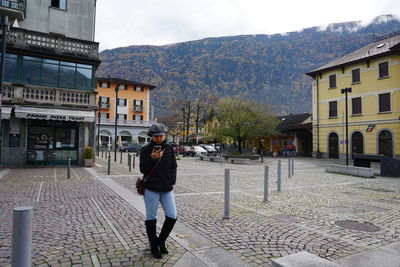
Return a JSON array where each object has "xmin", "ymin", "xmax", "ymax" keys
[
  {"xmin": 97, "ymin": 97, "xmax": 101, "ymax": 156},
  {"xmin": 114, "ymin": 85, "xmax": 119, "ymax": 162},
  {"xmin": 341, "ymin": 87, "xmax": 352, "ymax": 166},
  {"xmin": 0, "ymin": 15, "xmax": 9, "ymax": 164},
  {"xmin": 181, "ymin": 107, "xmax": 185, "ymax": 144}
]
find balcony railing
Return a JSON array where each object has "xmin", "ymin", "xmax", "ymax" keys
[
  {"xmin": 2, "ymin": 83, "xmax": 97, "ymax": 108},
  {"xmin": 98, "ymin": 118, "xmax": 156, "ymax": 127},
  {"xmin": 0, "ymin": 0, "xmax": 26, "ymax": 20},
  {"xmin": 5, "ymin": 27, "xmax": 99, "ymax": 58},
  {"xmin": 133, "ymin": 105, "xmax": 143, "ymax": 112}
]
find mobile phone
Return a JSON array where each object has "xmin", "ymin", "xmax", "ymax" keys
[{"xmin": 153, "ymin": 145, "xmax": 162, "ymax": 151}]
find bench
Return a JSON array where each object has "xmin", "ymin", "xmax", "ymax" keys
[
  {"xmin": 272, "ymin": 251, "xmax": 340, "ymax": 267},
  {"xmin": 228, "ymin": 158, "xmax": 250, "ymax": 165},
  {"xmin": 200, "ymin": 155, "xmax": 224, "ymax": 163},
  {"xmin": 353, "ymin": 154, "xmax": 400, "ymax": 177},
  {"xmin": 326, "ymin": 164, "xmax": 374, "ymax": 178}
]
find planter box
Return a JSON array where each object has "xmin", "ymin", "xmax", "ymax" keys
[{"xmin": 84, "ymin": 159, "xmax": 93, "ymax": 167}]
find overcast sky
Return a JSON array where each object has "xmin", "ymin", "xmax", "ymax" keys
[{"xmin": 95, "ymin": 0, "xmax": 400, "ymax": 51}]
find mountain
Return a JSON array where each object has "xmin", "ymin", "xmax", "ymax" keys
[{"xmin": 96, "ymin": 15, "xmax": 400, "ymax": 117}]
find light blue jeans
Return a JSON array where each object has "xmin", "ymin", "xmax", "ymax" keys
[{"xmin": 143, "ymin": 189, "xmax": 177, "ymax": 220}]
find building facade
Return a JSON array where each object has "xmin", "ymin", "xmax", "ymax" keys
[
  {"xmin": 306, "ymin": 34, "xmax": 400, "ymax": 159},
  {"xmin": 0, "ymin": 0, "xmax": 100, "ymax": 166},
  {"xmin": 96, "ymin": 78, "xmax": 156, "ymax": 149}
]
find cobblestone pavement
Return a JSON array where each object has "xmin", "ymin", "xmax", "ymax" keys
[{"xmin": 1, "ymin": 153, "xmax": 400, "ymax": 266}]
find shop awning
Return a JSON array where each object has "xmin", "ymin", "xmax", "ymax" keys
[
  {"xmin": 14, "ymin": 106, "xmax": 95, "ymax": 122},
  {"xmin": 1, "ymin": 106, "xmax": 12, "ymax": 120}
]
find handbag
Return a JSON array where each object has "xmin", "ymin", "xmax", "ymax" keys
[{"xmin": 136, "ymin": 155, "xmax": 162, "ymax": 195}]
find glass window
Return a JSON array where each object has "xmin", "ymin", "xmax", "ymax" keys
[
  {"xmin": 51, "ymin": 0, "xmax": 67, "ymax": 10},
  {"xmin": 59, "ymin": 65, "xmax": 75, "ymax": 88},
  {"xmin": 76, "ymin": 67, "xmax": 92, "ymax": 90},
  {"xmin": 134, "ymin": 115, "xmax": 143, "ymax": 121},
  {"xmin": 101, "ymin": 82, "xmax": 109, "ymax": 88},
  {"xmin": 60, "ymin": 61, "xmax": 76, "ymax": 67},
  {"xmin": 21, "ymin": 59, "xmax": 41, "ymax": 85},
  {"xmin": 28, "ymin": 126, "xmax": 54, "ymax": 150},
  {"xmin": 135, "ymin": 86, "xmax": 143, "ymax": 92},
  {"xmin": 55, "ymin": 128, "xmax": 76, "ymax": 149},
  {"xmin": 42, "ymin": 63, "xmax": 59, "ymax": 86},
  {"xmin": 5, "ymin": 54, "xmax": 17, "ymax": 83},
  {"xmin": 118, "ymin": 84, "xmax": 126, "ymax": 90},
  {"xmin": 100, "ymin": 113, "xmax": 108, "ymax": 119}
]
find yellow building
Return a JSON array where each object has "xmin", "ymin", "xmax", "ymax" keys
[
  {"xmin": 96, "ymin": 78, "xmax": 156, "ymax": 147},
  {"xmin": 306, "ymin": 34, "xmax": 400, "ymax": 159}
]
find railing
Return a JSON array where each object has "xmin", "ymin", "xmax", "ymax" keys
[
  {"xmin": 1, "ymin": 0, "xmax": 25, "ymax": 10},
  {"xmin": 99, "ymin": 118, "xmax": 156, "ymax": 127},
  {"xmin": 5, "ymin": 27, "xmax": 99, "ymax": 58},
  {"xmin": 2, "ymin": 83, "xmax": 97, "ymax": 107},
  {"xmin": 133, "ymin": 105, "xmax": 143, "ymax": 112}
]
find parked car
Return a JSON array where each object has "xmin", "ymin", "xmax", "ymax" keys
[
  {"xmin": 174, "ymin": 145, "xmax": 195, "ymax": 156},
  {"xmin": 192, "ymin": 146, "xmax": 207, "ymax": 157},
  {"xmin": 119, "ymin": 143, "xmax": 143, "ymax": 153},
  {"xmin": 199, "ymin": 144, "xmax": 217, "ymax": 154}
]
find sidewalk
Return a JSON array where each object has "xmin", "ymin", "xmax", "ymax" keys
[{"xmin": 0, "ymin": 154, "xmax": 400, "ymax": 266}]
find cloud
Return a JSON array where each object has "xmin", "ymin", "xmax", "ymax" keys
[{"xmin": 95, "ymin": 0, "xmax": 400, "ymax": 51}]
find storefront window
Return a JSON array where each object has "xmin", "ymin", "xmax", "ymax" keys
[
  {"xmin": 76, "ymin": 66, "xmax": 92, "ymax": 90},
  {"xmin": 55, "ymin": 128, "xmax": 76, "ymax": 149},
  {"xmin": 28, "ymin": 126, "xmax": 54, "ymax": 150}
]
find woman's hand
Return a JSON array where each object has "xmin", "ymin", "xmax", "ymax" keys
[{"xmin": 151, "ymin": 149, "xmax": 163, "ymax": 159}]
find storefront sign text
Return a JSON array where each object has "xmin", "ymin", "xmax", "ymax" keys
[{"xmin": 26, "ymin": 113, "xmax": 86, "ymax": 121}]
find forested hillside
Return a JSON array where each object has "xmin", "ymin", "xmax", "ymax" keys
[{"xmin": 96, "ymin": 15, "xmax": 400, "ymax": 117}]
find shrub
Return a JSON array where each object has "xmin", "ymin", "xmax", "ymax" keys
[{"xmin": 84, "ymin": 146, "xmax": 94, "ymax": 159}]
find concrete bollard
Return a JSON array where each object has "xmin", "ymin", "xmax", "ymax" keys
[
  {"xmin": 128, "ymin": 153, "xmax": 132, "ymax": 172},
  {"xmin": 291, "ymin": 157, "xmax": 294, "ymax": 175},
  {"xmin": 12, "ymin": 206, "xmax": 33, "ymax": 267},
  {"xmin": 277, "ymin": 160, "xmax": 281, "ymax": 192},
  {"xmin": 107, "ymin": 152, "xmax": 111, "ymax": 175},
  {"xmin": 101, "ymin": 150, "xmax": 104, "ymax": 158},
  {"xmin": 67, "ymin": 157, "xmax": 71, "ymax": 178},
  {"xmin": 223, "ymin": 169, "xmax": 230, "ymax": 219},
  {"xmin": 132, "ymin": 153, "xmax": 136, "ymax": 169},
  {"xmin": 288, "ymin": 158, "xmax": 291, "ymax": 178},
  {"xmin": 263, "ymin": 166, "xmax": 269, "ymax": 202}
]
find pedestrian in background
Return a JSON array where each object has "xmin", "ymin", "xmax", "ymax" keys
[{"xmin": 140, "ymin": 123, "xmax": 178, "ymax": 258}]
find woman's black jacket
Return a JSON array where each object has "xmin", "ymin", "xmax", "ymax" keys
[{"xmin": 139, "ymin": 141, "xmax": 177, "ymax": 192}]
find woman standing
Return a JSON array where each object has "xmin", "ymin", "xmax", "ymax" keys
[{"xmin": 140, "ymin": 123, "xmax": 177, "ymax": 258}]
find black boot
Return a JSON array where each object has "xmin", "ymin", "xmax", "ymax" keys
[
  {"xmin": 145, "ymin": 219, "xmax": 162, "ymax": 258},
  {"xmin": 158, "ymin": 216, "xmax": 177, "ymax": 254}
]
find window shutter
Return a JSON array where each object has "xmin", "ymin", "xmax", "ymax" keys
[
  {"xmin": 124, "ymin": 99, "xmax": 127, "ymax": 106},
  {"xmin": 124, "ymin": 114, "xmax": 127, "ymax": 120},
  {"xmin": 352, "ymin": 69, "xmax": 360, "ymax": 83},
  {"xmin": 379, "ymin": 62, "xmax": 389, "ymax": 78},
  {"xmin": 106, "ymin": 113, "xmax": 109, "ymax": 119},
  {"xmin": 329, "ymin": 101, "xmax": 337, "ymax": 117},
  {"xmin": 352, "ymin": 97, "xmax": 361, "ymax": 115},
  {"xmin": 329, "ymin": 75, "xmax": 336, "ymax": 88},
  {"xmin": 107, "ymin": 97, "xmax": 110, "ymax": 103},
  {"xmin": 140, "ymin": 115, "xmax": 143, "ymax": 121},
  {"xmin": 140, "ymin": 100, "xmax": 143, "ymax": 106},
  {"xmin": 379, "ymin": 93, "xmax": 390, "ymax": 112}
]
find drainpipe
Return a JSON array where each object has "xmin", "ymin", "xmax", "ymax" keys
[{"xmin": 316, "ymin": 75, "xmax": 321, "ymax": 158}]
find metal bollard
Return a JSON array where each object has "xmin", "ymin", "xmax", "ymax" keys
[
  {"xmin": 288, "ymin": 158, "xmax": 291, "ymax": 178},
  {"xmin": 132, "ymin": 153, "xmax": 136, "ymax": 169},
  {"xmin": 128, "ymin": 153, "xmax": 132, "ymax": 172},
  {"xmin": 120, "ymin": 151, "xmax": 123, "ymax": 164},
  {"xmin": 223, "ymin": 169, "xmax": 230, "ymax": 219},
  {"xmin": 107, "ymin": 152, "xmax": 111, "ymax": 175},
  {"xmin": 277, "ymin": 160, "xmax": 281, "ymax": 192},
  {"xmin": 12, "ymin": 206, "xmax": 33, "ymax": 267},
  {"xmin": 263, "ymin": 166, "xmax": 269, "ymax": 202},
  {"xmin": 67, "ymin": 157, "xmax": 71, "ymax": 178},
  {"xmin": 101, "ymin": 149, "xmax": 104, "ymax": 158},
  {"xmin": 291, "ymin": 157, "xmax": 294, "ymax": 175}
]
